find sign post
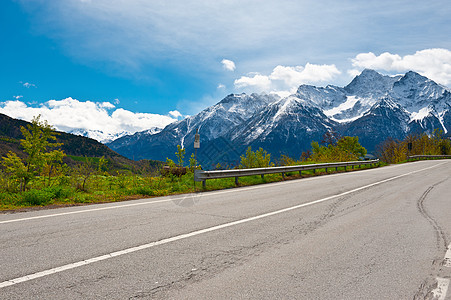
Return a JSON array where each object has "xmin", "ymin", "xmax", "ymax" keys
[
  {"xmin": 194, "ymin": 129, "xmax": 200, "ymax": 189},
  {"xmin": 194, "ymin": 128, "xmax": 200, "ymax": 164}
]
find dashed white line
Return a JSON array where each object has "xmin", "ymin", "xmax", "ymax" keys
[
  {"xmin": 0, "ymin": 162, "xmax": 447, "ymax": 289},
  {"xmin": 431, "ymin": 277, "xmax": 450, "ymax": 300}
]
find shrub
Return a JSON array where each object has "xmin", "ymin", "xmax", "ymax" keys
[
  {"xmin": 0, "ymin": 192, "xmax": 20, "ymax": 206},
  {"xmin": 239, "ymin": 147, "xmax": 274, "ymax": 169},
  {"xmin": 43, "ymin": 186, "xmax": 72, "ymax": 200},
  {"xmin": 21, "ymin": 189, "xmax": 54, "ymax": 206},
  {"xmin": 130, "ymin": 186, "xmax": 155, "ymax": 196}
]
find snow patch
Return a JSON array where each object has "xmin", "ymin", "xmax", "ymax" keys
[
  {"xmin": 410, "ymin": 107, "xmax": 433, "ymax": 121},
  {"xmin": 324, "ymin": 96, "xmax": 359, "ymax": 117}
]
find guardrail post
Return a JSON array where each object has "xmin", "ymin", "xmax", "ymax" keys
[
  {"xmin": 335, "ymin": 167, "xmax": 338, "ymax": 172},
  {"xmin": 299, "ymin": 170, "xmax": 302, "ymax": 176},
  {"xmin": 325, "ymin": 168, "xmax": 328, "ymax": 173},
  {"xmin": 344, "ymin": 166, "xmax": 347, "ymax": 171},
  {"xmin": 235, "ymin": 177, "xmax": 239, "ymax": 186},
  {"xmin": 282, "ymin": 172, "xmax": 285, "ymax": 180},
  {"xmin": 261, "ymin": 174, "xmax": 264, "ymax": 180},
  {"xmin": 202, "ymin": 180, "xmax": 206, "ymax": 189}
]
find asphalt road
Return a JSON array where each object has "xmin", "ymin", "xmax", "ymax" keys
[{"xmin": 1, "ymin": 160, "xmax": 451, "ymax": 299}]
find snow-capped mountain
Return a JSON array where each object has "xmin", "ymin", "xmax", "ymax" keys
[
  {"xmin": 69, "ymin": 127, "xmax": 162, "ymax": 144},
  {"xmin": 107, "ymin": 70, "xmax": 451, "ymax": 167},
  {"xmin": 223, "ymin": 96, "xmax": 337, "ymax": 157},
  {"xmin": 107, "ymin": 93, "xmax": 279, "ymax": 161}
]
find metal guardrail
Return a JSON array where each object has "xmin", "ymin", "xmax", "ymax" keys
[
  {"xmin": 194, "ymin": 159, "xmax": 380, "ymax": 188},
  {"xmin": 407, "ymin": 155, "xmax": 451, "ymax": 161}
]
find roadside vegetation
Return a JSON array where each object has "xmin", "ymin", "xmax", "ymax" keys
[
  {"xmin": 0, "ymin": 118, "xmax": 447, "ymax": 211},
  {"xmin": 376, "ymin": 129, "xmax": 451, "ymax": 164}
]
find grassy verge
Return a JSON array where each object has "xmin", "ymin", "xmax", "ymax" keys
[{"xmin": 0, "ymin": 163, "xmax": 379, "ymax": 211}]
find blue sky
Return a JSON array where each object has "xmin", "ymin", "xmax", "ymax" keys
[{"xmin": 1, "ymin": 0, "xmax": 451, "ymax": 140}]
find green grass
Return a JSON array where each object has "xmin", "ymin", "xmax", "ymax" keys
[{"xmin": 0, "ymin": 163, "xmax": 380, "ymax": 211}]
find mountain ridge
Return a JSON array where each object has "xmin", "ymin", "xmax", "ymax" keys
[{"xmin": 108, "ymin": 69, "xmax": 451, "ymax": 168}]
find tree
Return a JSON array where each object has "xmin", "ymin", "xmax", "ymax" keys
[
  {"xmin": 175, "ymin": 145, "xmax": 185, "ymax": 167},
  {"xmin": 189, "ymin": 153, "xmax": 197, "ymax": 171},
  {"xmin": 310, "ymin": 136, "xmax": 367, "ymax": 162},
  {"xmin": 239, "ymin": 147, "xmax": 274, "ymax": 169},
  {"xmin": 1, "ymin": 115, "xmax": 65, "ymax": 191},
  {"xmin": 336, "ymin": 136, "xmax": 367, "ymax": 159}
]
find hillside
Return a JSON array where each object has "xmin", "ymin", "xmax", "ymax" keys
[{"xmin": 0, "ymin": 113, "xmax": 162, "ymax": 173}]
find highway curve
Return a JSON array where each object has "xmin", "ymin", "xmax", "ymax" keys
[{"xmin": 1, "ymin": 160, "xmax": 450, "ymax": 299}]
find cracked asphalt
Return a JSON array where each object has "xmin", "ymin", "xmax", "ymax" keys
[{"xmin": 1, "ymin": 160, "xmax": 450, "ymax": 299}]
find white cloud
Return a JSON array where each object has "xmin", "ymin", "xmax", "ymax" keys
[
  {"xmin": 221, "ymin": 59, "xmax": 236, "ymax": 71},
  {"xmin": 347, "ymin": 69, "xmax": 361, "ymax": 78},
  {"xmin": 350, "ymin": 48, "xmax": 451, "ymax": 85},
  {"xmin": 234, "ymin": 73, "xmax": 272, "ymax": 91},
  {"xmin": 0, "ymin": 98, "xmax": 176, "ymax": 142},
  {"xmin": 13, "ymin": 95, "xmax": 23, "ymax": 100},
  {"xmin": 169, "ymin": 110, "xmax": 182, "ymax": 118},
  {"xmin": 270, "ymin": 63, "xmax": 341, "ymax": 86},
  {"xmin": 234, "ymin": 63, "xmax": 341, "ymax": 93},
  {"xmin": 217, "ymin": 84, "xmax": 226, "ymax": 89},
  {"xmin": 21, "ymin": 82, "xmax": 36, "ymax": 88}
]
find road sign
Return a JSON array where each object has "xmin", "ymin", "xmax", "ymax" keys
[{"xmin": 194, "ymin": 130, "xmax": 200, "ymax": 149}]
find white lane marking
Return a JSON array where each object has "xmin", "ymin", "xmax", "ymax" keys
[
  {"xmin": 445, "ymin": 243, "xmax": 451, "ymax": 267},
  {"xmin": 0, "ymin": 197, "xmax": 179, "ymax": 225},
  {"xmin": 431, "ymin": 277, "xmax": 450, "ymax": 300},
  {"xmin": 0, "ymin": 162, "xmax": 447, "ymax": 289},
  {"xmin": 0, "ymin": 161, "xmax": 447, "ymax": 225}
]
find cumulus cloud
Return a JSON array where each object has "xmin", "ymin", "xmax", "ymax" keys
[
  {"xmin": 221, "ymin": 59, "xmax": 236, "ymax": 71},
  {"xmin": 270, "ymin": 63, "xmax": 341, "ymax": 86},
  {"xmin": 169, "ymin": 110, "xmax": 182, "ymax": 118},
  {"xmin": 234, "ymin": 73, "xmax": 272, "ymax": 91},
  {"xmin": 0, "ymin": 98, "xmax": 176, "ymax": 142},
  {"xmin": 350, "ymin": 48, "xmax": 451, "ymax": 85},
  {"xmin": 234, "ymin": 63, "xmax": 341, "ymax": 93}
]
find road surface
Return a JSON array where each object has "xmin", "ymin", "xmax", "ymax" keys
[{"xmin": 1, "ymin": 160, "xmax": 450, "ymax": 299}]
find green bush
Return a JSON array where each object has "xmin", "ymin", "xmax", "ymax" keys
[
  {"xmin": 43, "ymin": 186, "xmax": 72, "ymax": 200},
  {"xmin": 239, "ymin": 147, "xmax": 274, "ymax": 169},
  {"xmin": 72, "ymin": 193, "xmax": 93, "ymax": 203},
  {"xmin": 130, "ymin": 186, "xmax": 155, "ymax": 196},
  {"xmin": 0, "ymin": 192, "xmax": 19, "ymax": 206},
  {"xmin": 21, "ymin": 189, "xmax": 54, "ymax": 206}
]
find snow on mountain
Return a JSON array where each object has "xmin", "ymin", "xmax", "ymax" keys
[
  {"xmin": 344, "ymin": 69, "xmax": 401, "ymax": 98},
  {"xmin": 294, "ymin": 84, "xmax": 347, "ymax": 110},
  {"xmin": 107, "ymin": 93, "xmax": 279, "ymax": 161},
  {"xmin": 342, "ymin": 97, "xmax": 411, "ymax": 149},
  {"xmin": 392, "ymin": 71, "xmax": 451, "ymax": 114},
  {"xmin": 224, "ymin": 95, "xmax": 337, "ymax": 158},
  {"xmin": 69, "ymin": 126, "xmax": 162, "ymax": 144},
  {"xmin": 293, "ymin": 69, "xmax": 402, "ymax": 123},
  {"xmin": 294, "ymin": 69, "xmax": 451, "ymax": 132},
  {"xmin": 68, "ymin": 129, "xmax": 130, "ymax": 144},
  {"xmin": 107, "ymin": 69, "xmax": 451, "ymax": 165}
]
